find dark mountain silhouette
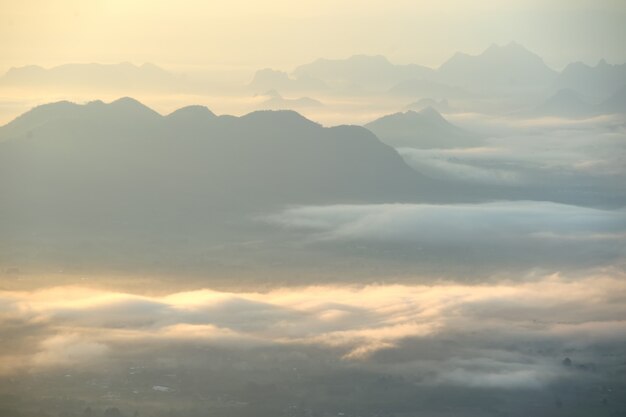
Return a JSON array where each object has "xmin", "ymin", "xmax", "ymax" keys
[
  {"xmin": 293, "ymin": 55, "xmax": 435, "ymax": 92},
  {"xmin": 1, "ymin": 98, "xmax": 620, "ymax": 274},
  {"xmin": 1, "ymin": 97, "xmax": 162, "ymax": 138},
  {"xmin": 166, "ymin": 105, "xmax": 217, "ymax": 129},
  {"xmin": 554, "ymin": 60, "xmax": 626, "ymax": 100},
  {"xmin": 365, "ymin": 107, "xmax": 482, "ymax": 149},
  {"xmin": 0, "ymin": 62, "xmax": 183, "ymax": 92},
  {"xmin": 436, "ymin": 42, "xmax": 557, "ymax": 95},
  {"xmin": 257, "ymin": 90, "xmax": 323, "ymax": 110},
  {"xmin": 0, "ymin": 98, "xmax": 440, "ymax": 237},
  {"xmin": 531, "ymin": 89, "xmax": 596, "ymax": 118}
]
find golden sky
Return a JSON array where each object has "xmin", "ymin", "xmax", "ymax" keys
[{"xmin": 1, "ymin": 0, "xmax": 625, "ymax": 72}]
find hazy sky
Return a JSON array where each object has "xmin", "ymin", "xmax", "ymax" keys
[{"xmin": 1, "ymin": 0, "xmax": 625, "ymax": 73}]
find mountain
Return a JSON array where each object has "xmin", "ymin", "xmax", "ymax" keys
[
  {"xmin": 257, "ymin": 90, "xmax": 323, "ymax": 110},
  {"xmin": 598, "ymin": 85, "xmax": 626, "ymax": 114},
  {"xmin": 388, "ymin": 78, "xmax": 473, "ymax": 99},
  {"xmin": 531, "ymin": 89, "xmax": 596, "ymax": 118},
  {"xmin": 405, "ymin": 98, "xmax": 452, "ymax": 113},
  {"xmin": 365, "ymin": 107, "xmax": 482, "ymax": 149},
  {"xmin": 436, "ymin": 42, "xmax": 558, "ymax": 95},
  {"xmin": 248, "ymin": 69, "xmax": 328, "ymax": 94},
  {"xmin": 1, "ymin": 97, "xmax": 162, "ymax": 138},
  {"xmin": 0, "ymin": 62, "xmax": 184, "ymax": 92},
  {"xmin": 166, "ymin": 105, "xmax": 217, "ymax": 129},
  {"xmin": 293, "ymin": 55, "xmax": 435, "ymax": 92},
  {"xmin": 527, "ymin": 86, "xmax": 626, "ymax": 118},
  {"xmin": 0, "ymin": 98, "xmax": 436, "ymax": 237},
  {"xmin": 554, "ymin": 60, "xmax": 626, "ymax": 100}
]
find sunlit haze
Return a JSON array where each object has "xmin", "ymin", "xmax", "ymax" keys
[{"xmin": 1, "ymin": 1, "xmax": 625, "ymax": 416}]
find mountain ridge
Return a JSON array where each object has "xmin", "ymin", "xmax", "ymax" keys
[
  {"xmin": 0, "ymin": 98, "xmax": 440, "ymax": 239},
  {"xmin": 365, "ymin": 107, "xmax": 482, "ymax": 149}
]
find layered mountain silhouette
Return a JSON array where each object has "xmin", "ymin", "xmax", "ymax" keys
[
  {"xmin": 0, "ymin": 62, "xmax": 183, "ymax": 92},
  {"xmin": 598, "ymin": 85, "xmax": 626, "ymax": 114},
  {"xmin": 554, "ymin": 59, "xmax": 626, "ymax": 100},
  {"xmin": 528, "ymin": 87, "xmax": 626, "ymax": 118},
  {"xmin": 257, "ymin": 90, "xmax": 323, "ymax": 110},
  {"xmin": 279, "ymin": 44, "xmax": 562, "ymax": 99},
  {"xmin": 293, "ymin": 55, "xmax": 435, "ymax": 92},
  {"xmin": 365, "ymin": 107, "xmax": 481, "ymax": 149},
  {"xmin": 405, "ymin": 98, "xmax": 452, "ymax": 113},
  {"xmin": 248, "ymin": 69, "xmax": 328, "ymax": 94},
  {"xmin": 436, "ymin": 42, "xmax": 557, "ymax": 95},
  {"xmin": 388, "ymin": 78, "xmax": 473, "ymax": 99},
  {"xmin": 0, "ymin": 98, "xmax": 439, "ymax": 236},
  {"xmin": 531, "ymin": 89, "xmax": 596, "ymax": 118}
]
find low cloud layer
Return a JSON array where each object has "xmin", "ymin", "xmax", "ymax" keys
[
  {"xmin": 1, "ymin": 272, "xmax": 625, "ymax": 390},
  {"xmin": 398, "ymin": 113, "xmax": 626, "ymax": 205},
  {"xmin": 264, "ymin": 201, "xmax": 626, "ymax": 273}
]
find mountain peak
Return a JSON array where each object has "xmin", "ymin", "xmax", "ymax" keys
[
  {"xmin": 533, "ymin": 88, "xmax": 594, "ymax": 118},
  {"xmin": 482, "ymin": 41, "xmax": 537, "ymax": 59},
  {"xmin": 1, "ymin": 100, "xmax": 81, "ymax": 134},
  {"xmin": 438, "ymin": 42, "xmax": 556, "ymax": 94},
  {"xmin": 443, "ymin": 42, "xmax": 544, "ymax": 67},
  {"xmin": 365, "ymin": 108, "xmax": 480, "ymax": 149},
  {"xmin": 108, "ymin": 97, "xmax": 162, "ymax": 117},
  {"xmin": 4, "ymin": 98, "xmax": 164, "ymax": 132},
  {"xmin": 241, "ymin": 109, "xmax": 321, "ymax": 129},
  {"xmin": 16, "ymin": 100, "xmax": 79, "ymax": 117},
  {"xmin": 110, "ymin": 96, "xmax": 147, "ymax": 107},
  {"xmin": 140, "ymin": 62, "xmax": 162, "ymax": 70},
  {"xmin": 563, "ymin": 61, "xmax": 589, "ymax": 71},
  {"xmin": 263, "ymin": 89, "xmax": 282, "ymax": 98},
  {"xmin": 167, "ymin": 105, "xmax": 216, "ymax": 121},
  {"xmin": 4, "ymin": 65, "xmax": 45, "ymax": 76},
  {"xmin": 504, "ymin": 40, "xmax": 523, "ymax": 50},
  {"xmin": 418, "ymin": 106, "xmax": 445, "ymax": 121},
  {"xmin": 599, "ymin": 84, "xmax": 626, "ymax": 113}
]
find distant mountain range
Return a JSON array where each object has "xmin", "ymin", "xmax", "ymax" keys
[
  {"xmin": 529, "ymin": 87, "xmax": 626, "ymax": 118},
  {"xmin": 365, "ymin": 107, "xmax": 482, "ymax": 149},
  {"xmin": 531, "ymin": 89, "xmax": 596, "ymax": 118},
  {"xmin": 4, "ymin": 44, "xmax": 625, "ymax": 107},
  {"xmin": 0, "ymin": 62, "xmax": 185, "ymax": 92},
  {"xmin": 257, "ymin": 90, "xmax": 323, "ymax": 110},
  {"xmin": 251, "ymin": 43, "xmax": 608, "ymax": 99},
  {"xmin": 248, "ymin": 43, "xmax": 626, "ymax": 107},
  {"xmin": 248, "ymin": 68, "xmax": 328, "ymax": 94},
  {"xmin": 405, "ymin": 98, "xmax": 452, "ymax": 113},
  {"xmin": 292, "ymin": 55, "xmax": 434, "ymax": 92},
  {"xmin": 388, "ymin": 78, "xmax": 473, "ymax": 99},
  {"xmin": 554, "ymin": 60, "xmax": 626, "ymax": 101},
  {"xmin": 435, "ymin": 42, "xmax": 558, "ymax": 95},
  {"xmin": 598, "ymin": 85, "xmax": 626, "ymax": 114}
]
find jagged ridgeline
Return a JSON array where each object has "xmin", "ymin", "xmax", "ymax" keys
[{"xmin": 0, "ymin": 98, "xmax": 439, "ymax": 237}]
